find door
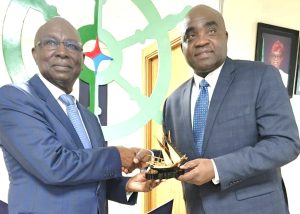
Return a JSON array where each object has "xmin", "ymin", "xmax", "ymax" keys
[{"xmin": 142, "ymin": 33, "xmax": 192, "ymax": 213}]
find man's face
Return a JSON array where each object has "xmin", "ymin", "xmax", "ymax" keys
[
  {"xmin": 32, "ymin": 18, "xmax": 84, "ymax": 94},
  {"xmin": 181, "ymin": 6, "xmax": 228, "ymax": 77},
  {"xmin": 269, "ymin": 50, "xmax": 283, "ymax": 69}
]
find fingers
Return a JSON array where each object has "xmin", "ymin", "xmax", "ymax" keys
[
  {"xmin": 178, "ymin": 159, "xmax": 215, "ymax": 186},
  {"xmin": 133, "ymin": 148, "xmax": 152, "ymax": 165},
  {"xmin": 148, "ymin": 183, "xmax": 157, "ymax": 190},
  {"xmin": 147, "ymin": 179, "xmax": 161, "ymax": 191},
  {"xmin": 178, "ymin": 159, "xmax": 200, "ymax": 182},
  {"xmin": 116, "ymin": 147, "xmax": 153, "ymax": 173},
  {"xmin": 122, "ymin": 167, "xmax": 129, "ymax": 174},
  {"xmin": 177, "ymin": 168, "xmax": 196, "ymax": 182},
  {"xmin": 180, "ymin": 159, "xmax": 199, "ymax": 170},
  {"xmin": 126, "ymin": 172, "xmax": 162, "ymax": 192},
  {"xmin": 116, "ymin": 146, "xmax": 136, "ymax": 173},
  {"xmin": 116, "ymin": 146, "xmax": 152, "ymax": 174}
]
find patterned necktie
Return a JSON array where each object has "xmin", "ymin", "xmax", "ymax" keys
[
  {"xmin": 59, "ymin": 94, "xmax": 92, "ymax": 149},
  {"xmin": 193, "ymin": 79, "xmax": 209, "ymax": 155}
]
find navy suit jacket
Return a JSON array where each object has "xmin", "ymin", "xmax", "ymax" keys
[
  {"xmin": 0, "ymin": 74, "xmax": 137, "ymax": 214},
  {"xmin": 163, "ymin": 58, "xmax": 300, "ymax": 214}
]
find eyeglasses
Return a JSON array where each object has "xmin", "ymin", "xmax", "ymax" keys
[
  {"xmin": 35, "ymin": 38, "xmax": 83, "ymax": 52},
  {"xmin": 270, "ymin": 53, "xmax": 283, "ymax": 59}
]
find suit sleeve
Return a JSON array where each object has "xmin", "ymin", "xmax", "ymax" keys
[
  {"xmin": 106, "ymin": 177, "xmax": 138, "ymax": 205},
  {"xmin": 0, "ymin": 85, "xmax": 123, "ymax": 185},
  {"xmin": 214, "ymin": 65, "xmax": 300, "ymax": 190}
]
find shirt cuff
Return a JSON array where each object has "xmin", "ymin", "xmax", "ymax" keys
[
  {"xmin": 211, "ymin": 159, "xmax": 220, "ymax": 185},
  {"xmin": 126, "ymin": 192, "xmax": 133, "ymax": 200},
  {"xmin": 148, "ymin": 149, "xmax": 154, "ymax": 159}
]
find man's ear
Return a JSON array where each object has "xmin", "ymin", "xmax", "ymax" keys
[{"xmin": 32, "ymin": 47, "xmax": 37, "ymax": 61}]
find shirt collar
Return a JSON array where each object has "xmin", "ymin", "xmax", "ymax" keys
[
  {"xmin": 193, "ymin": 63, "xmax": 224, "ymax": 88},
  {"xmin": 38, "ymin": 74, "xmax": 76, "ymax": 100}
]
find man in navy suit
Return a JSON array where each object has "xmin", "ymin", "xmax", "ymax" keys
[
  {"xmin": 0, "ymin": 17, "xmax": 159, "ymax": 214},
  {"xmin": 162, "ymin": 5, "xmax": 300, "ymax": 214}
]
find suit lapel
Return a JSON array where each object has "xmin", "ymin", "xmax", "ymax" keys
[
  {"xmin": 77, "ymin": 104, "xmax": 102, "ymax": 148},
  {"xmin": 28, "ymin": 75, "xmax": 84, "ymax": 148},
  {"xmin": 202, "ymin": 58, "xmax": 236, "ymax": 155},
  {"xmin": 181, "ymin": 78, "xmax": 199, "ymax": 158}
]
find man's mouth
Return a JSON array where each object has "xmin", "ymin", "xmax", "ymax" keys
[
  {"xmin": 53, "ymin": 64, "xmax": 72, "ymax": 70},
  {"xmin": 53, "ymin": 64, "xmax": 71, "ymax": 69},
  {"xmin": 194, "ymin": 50, "xmax": 213, "ymax": 58}
]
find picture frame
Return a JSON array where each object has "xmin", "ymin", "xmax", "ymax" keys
[
  {"xmin": 295, "ymin": 46, "xmax": 300, "ymax": 95},
  {"xmin": 255, "ymin": 22, "xmax": 299, "ymax": 97}
]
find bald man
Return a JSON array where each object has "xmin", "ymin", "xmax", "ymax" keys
[
  {"xmin": 162, "ymin": 5, "xmax": 300, "ymax": 214},
  {"xmin": 0, "ymin": 17, "xmax": 159, "ymax": 214}
]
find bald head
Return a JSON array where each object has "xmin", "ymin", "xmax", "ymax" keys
[
  {"xmin": 32, "ymin": 17, "xmax": 84, "ymax": 94},
  {"xmin": 181, "ymin": 5, "xmax": 228, "ymax": 77},
  {"xmin": 183, "ymin": 5, "xmax": 226, "ymax": 36},
  {"xmin": 34, "ymin": 17, "xmax": 81, "ymax": 46}
]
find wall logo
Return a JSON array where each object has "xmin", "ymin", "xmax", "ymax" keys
[{"xmin": 2, "ymin": 0, "xmax": 190, "ymax": 141}]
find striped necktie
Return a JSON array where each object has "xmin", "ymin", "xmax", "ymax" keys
[
  {"xmin": 59, "ymin": 94, "xmax": 92, "ymax": 149},
  {"xmin": 193, "ymin": 79, "xmax": 209, "ymax": 155}
]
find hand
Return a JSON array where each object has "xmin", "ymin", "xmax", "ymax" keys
[
  {"xmin": 125, "ymin": 172, "xmax": 161, "ymax": 192},
  {"xmin": 116, "ymin": 146, "xmax": 136, "ymax": 173},
  {"xmin": 177, "ymin": 158, "xmax": 215, "ymax": 186},
  {"xmin": 132, "ymin": 148, "xmax": 152, "ymax": 169}
]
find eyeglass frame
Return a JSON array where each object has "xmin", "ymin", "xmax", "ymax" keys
[{"xmin": 35, "ymin": 37, "xmax": 83, "ymax": 52}]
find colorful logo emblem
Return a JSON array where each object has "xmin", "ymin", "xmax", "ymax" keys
[{"xmin": 2, "ymin": 0, "xmax": 190, "ymax": 140}]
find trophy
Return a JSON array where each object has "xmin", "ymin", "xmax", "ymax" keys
[{"xmin": 145, "ymin": 131, "xmax": 188, "ymax": 180}]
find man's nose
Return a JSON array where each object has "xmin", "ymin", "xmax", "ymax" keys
[
  {"xmin": 194, "ymin": 32, "xmax": 209, "ymax": 46},
  {"xmin": 55, "ymin": 42, "xmax": 68, "ymax": 55}
]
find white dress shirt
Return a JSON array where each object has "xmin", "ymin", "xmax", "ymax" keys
[
  {"xmin": 39, "ymin": 74, "xmax": 135, "ymax": 197},
  {"xmin": 191, "ymin": 64, "xmax": 224, "ymax": 184},
  {"xmin": 38, "ymin": 74, "xmax": 91, "ymax": 143}
]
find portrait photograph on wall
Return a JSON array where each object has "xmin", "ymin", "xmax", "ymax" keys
[
  {"xmin": 294, "ymin": 48, "xmax": 300, "ymax": 95},
  {"xmin": 255, "ymin": 22, "xmax": 299, "ymax": 97}
]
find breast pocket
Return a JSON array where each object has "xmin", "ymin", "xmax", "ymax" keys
[{"xmin": 218, "ymin": 105, "xmax": 251, "ymax": 124}]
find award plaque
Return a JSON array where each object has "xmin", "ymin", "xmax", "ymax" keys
[{"xmin": 145, "ymin": 131, "xmax": 188, "ymax": 180}]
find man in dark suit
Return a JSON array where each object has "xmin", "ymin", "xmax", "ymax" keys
[
  {"xmin": 162, "ymin": 5, "xmax": 300, "ymax": 214},
  {"xmin": 0, "ymin": 17, "xmax": 159, "ymax": 214}
]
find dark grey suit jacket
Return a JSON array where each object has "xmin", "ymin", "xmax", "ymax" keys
[
  {"xmin": 0, "ymin": 74, "xmax": 137, "ymax": 214},
  {"xmin": 163, "ymin": 58, "xmax": 300, "ymax": 214}
]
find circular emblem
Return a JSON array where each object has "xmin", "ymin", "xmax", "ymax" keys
[{"xmin": 2, "ymin": 0, "xmax": 190, "ymax": 140}]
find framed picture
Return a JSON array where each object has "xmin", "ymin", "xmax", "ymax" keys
[
  {"xmin": 255, "ymin": 22, "xmax": 299, "ymax": 97},
  {"xmin": 295, "ymin": 47, "xmax": 300, "ymax": 95}
]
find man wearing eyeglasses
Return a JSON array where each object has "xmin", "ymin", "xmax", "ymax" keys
[{"xmin": 0, "ymin": 17, "xmax": 160, "ymax": 214}]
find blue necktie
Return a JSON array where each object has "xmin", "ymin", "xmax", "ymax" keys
[
  {"xmin": 59, "ymin": 94, "xmax": 92, "ymax": 149},
  {"xmin": 193, "ymin": 79, "xmax": 209, "ymax": 155}
]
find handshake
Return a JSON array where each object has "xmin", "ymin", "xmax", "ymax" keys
[
  {"xmin": 116, "ymin": 146, "xmax": 161, "ymax": 193},
  {"xmin": 116, "ymin": 146, "xmax": 152, "ymax": 173}
]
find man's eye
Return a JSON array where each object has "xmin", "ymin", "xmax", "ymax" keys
[
  {"xmin": 65, "ymin": 42, "xmax": 82, "ymax": 51},
  {"xmin": 65, "ymin": 43, "xmax": 77, "ymax": 50},
  {"xmin": 44, "ymin": 39, "xmax": 58, "ymax": 46},
  {"xmin": 208, "ymin": 28, "xmax": 217, "ymax": 35},
  {"xmin": 184, "ymin": 34, "xmax": 196, "ymax": 42}
]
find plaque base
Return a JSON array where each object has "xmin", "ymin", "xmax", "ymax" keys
[{"xmin": 145, "ymin": 167, "xmax": 184, "ymax": 180}]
